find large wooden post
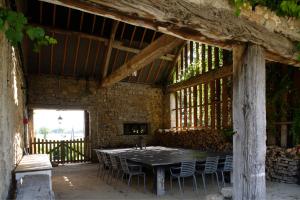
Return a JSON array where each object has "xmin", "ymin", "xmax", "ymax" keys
[{"xmin": 233, "ymin": 44, "xmax": 266, "ymax": 200}]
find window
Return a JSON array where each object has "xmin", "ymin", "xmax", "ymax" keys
[{"xmin": 170, "ymin": 42, "xmax": 232, "ymax": 130}]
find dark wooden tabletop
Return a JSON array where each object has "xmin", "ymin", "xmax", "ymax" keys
[{"xmin": 98, "ymin": 146, "xmax": 230, "ymax": 167}]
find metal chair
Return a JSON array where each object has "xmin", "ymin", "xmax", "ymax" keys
[
  {"xmin": 170, "ymin": 161, "xmax": 198, "ymax": 194},
  {"xmin": 95, "ymin": 150, "xmax": 104, "ymax": 177},
  {"xmin": 196, "ymin": 156, "xmax": 220, "ymax": 192},
  {"xmin": 119, "ymin": 156, "xmax": 146, "ymax": 191},
  {"xmin": 100, "ymin": 152, "xmax": 111, "ymax": 180},
  {"xmin": 217, "ymin": 155, "xmax": 232, "ymax": 187},
  {"xmin": 108, "ymin": 154, "xmax": 122, "ymax": 183}
]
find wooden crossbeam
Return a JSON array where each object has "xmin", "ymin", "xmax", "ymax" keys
[
  {"xmin": 32, "ymin": 24, "xmax": 175, "ymax": 62},
  {"xmin": 101, "ymin": 34, "xmax": 184, "ymax": 87},
  {"xmin": 43, "ymin": 0, "xmax": 300, "ymax": 67},
  {"xmin": 167, "ymin": 64, "xmax": 232, "ymax": 93},
  {"xmin": 101, "ymin": 21, "xmax": 119, "ymax": 79}
]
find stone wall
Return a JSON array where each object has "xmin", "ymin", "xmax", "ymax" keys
[
  {"xmin": 27, "ymin": 75, "xmax": 163, "ymax": 154},
  {"xmin": 0, "ymin": 5, "xmax": 26, "ymax": 199}
]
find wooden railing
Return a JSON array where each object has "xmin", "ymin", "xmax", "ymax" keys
[{"xmin": 30, "ymin": 137, "xmax": 91, "ymax": 164}]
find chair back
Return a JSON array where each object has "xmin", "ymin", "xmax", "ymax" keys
[
  {"xmin": 101, "ymin": 152, "xmax": 110, "ymax": 167},
  {"xmin": 119, "ymin": 156, "xmax": 130, "ymax": 173},
  {"xmin": 223, "ymin": 155, "xmax": 233, "ymax": 172},
  {"xmin": 204, "ymin": 156, "xmax": 219, "ymax": 173},
  {"xmin": 109, "ymin": 154, "xmax": 119, "ymax": 170},
  {"xmin": 180, "ymin": 161, "xmax": 196, "ymax": 177},
  {"xmin": 95, "ymin": 150, "xmax": 102, "ymax": 163}
]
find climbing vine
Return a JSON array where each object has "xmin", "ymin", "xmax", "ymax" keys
[{"xmin": 0, "ymin": 8, "xmax": 56, "ymax": 51}]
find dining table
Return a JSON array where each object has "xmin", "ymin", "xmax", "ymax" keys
[{"xmin": 98, "ymin": 146, "xmax": 229, "ymax": 196}]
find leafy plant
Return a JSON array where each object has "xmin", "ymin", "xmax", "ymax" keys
[
  {"xmin": 231, "ymin": 0, "xmax": 300, "ymax": 18},
  {"xmin": 0, "ymin": 8, "xmax": 57, "ymax": 51}
]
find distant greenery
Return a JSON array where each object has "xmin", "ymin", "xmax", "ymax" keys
[
  {"xmin": 39, "ymin": 127, "xmax": 50, "ymax": 140},
  {"xmin": 0, "ymin": 8, "xmax": 57, "ymax": 51}
]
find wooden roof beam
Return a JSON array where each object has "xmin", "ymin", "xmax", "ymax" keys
[
  {"xmin": 41, "ymin": 0, "xmax": 300, "ymax": 67},
  {"xmin": 101, "ymin": 21, "xmax": 119, "ymax": 79},
  {"xmin": 167, "ymin": 64, "xmax": 232, "ymax": 93},
  {"xmin": 33, "ymin": 25, "xmax": 175, "ymax": 62},
  {"xmin": 101, "ymin": 34, "xmax": 184, "ymax": 87}
]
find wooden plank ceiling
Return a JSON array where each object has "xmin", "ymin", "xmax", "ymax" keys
[{"xmin": 23, "ymin": 0, "xmax": 179, "ymax": 85}]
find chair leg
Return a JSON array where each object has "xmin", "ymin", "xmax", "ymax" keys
[
  {"xmin": 221, "ymin": 172, "xmax": 225, "ymax": 187},
  {"xmin": 127, "ymin": 174, "xmax": 132, "ymax": 187},
  {"xmin": 143, "ymin": 174, "xmax": 146, "ymax": 192},
  {"xmin": 177, "ymin": 177, "xmax": 182, "ymax": 194},
  {"xmin": 193, "ymin": 175, "xmax": 198, "ymax": 193},
  {"xmin": 202, "ymin": 174, "xmax": 206, "ymax": 192},
  {"xmin": 170, "ymin": 176, "xmax": 173, "ymax": 191},
  {"xmin": 182, "ymin": 177, "xmax": 185, "ymax": 193},
  {"xmin": 215, "ymin": 172, "xmax": 220, "ymax": 191}
]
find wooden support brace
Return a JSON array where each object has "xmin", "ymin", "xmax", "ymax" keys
[{"xmin": 101, "ymin": 34, "xmax": 183, "ymax": 87}]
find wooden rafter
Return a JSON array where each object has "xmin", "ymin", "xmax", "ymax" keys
[
  {"xmin": 43, "ymin": 0, "xmax": 300, "ymax": 67},
  {"xmin": 84, "ymin": 39, "xmax": 92, "ymax": 76},
  {"xmin": 145, "ymin": 31, "xmax": 157, "ymax": 82},
  {"xmin": 167, "ymin": 64, "xmax": 232, "ymax": 93},
  {"xmin": 101, "ymin": 34, "xmax": 184, "ymax": 87},
  {"xmin": 61, "ymin": 35, "xmax": 68, "ymax": 75},
  {"xmin": 112, "ymin": 23, "xmax": 126, "ymax": 72},
  {"xmin": 33, "ymin": 25, "xmax": 175, "ymax": 62},
  {"xmin": 101, "ymin": 21, "xmax": 119, "ymax": 79},
  {"xmin": 92, "ymin": 41, "xmax": 102, "ymax": 77}
]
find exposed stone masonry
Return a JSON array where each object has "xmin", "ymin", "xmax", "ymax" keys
[
  {"xmin": 27, "ymin": 75, "xmax": 163, "ymax": 153},
  {"xmin": 0, "ymin": 2, "xmax": 26, "ymax": 197}
]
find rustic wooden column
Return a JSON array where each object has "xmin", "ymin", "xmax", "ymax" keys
[{"xmin": 233, "ymin": 44, "xmax": 266, "ymax": 200}]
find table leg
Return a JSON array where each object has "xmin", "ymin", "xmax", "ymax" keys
[{"xmin": 154, "ymin": 167, "xmax": 165, "ymax": 196}]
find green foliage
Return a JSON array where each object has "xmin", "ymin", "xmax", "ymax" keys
[
  {"xmin": 0, "ymin": 8, "xmax": 57, "ymax": 51},
  {"xmin": 39, "ymin": 127, "xmax": 50, "ymax": 140},
  {"xmin": 221, "ymin": 128, "xmax": 234, "ymax": 143},
  {"xmin": 231, "ymin": 0, "xmax": 300, "ymax": 18}
]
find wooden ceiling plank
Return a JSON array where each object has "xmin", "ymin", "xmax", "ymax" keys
[
  {"xmin": 100, "ymin": 21, "xmax": 119, "ymax": 79},
  {"xmin": 111, "ymin": 23, "xmax": 126, "ymax": 72},
  {"xmin": 52, "ymin": 5, "xmax": 56, "ymax": 26},
  {"xmin": 101, "ymin": 34, "xmax": 184, "ymax": 87},
  {"xmin": 91, "ymin": 15, "xmax": 96, "ymax": 33},
  {"xmin": 61, "ymin": 35, "xmax": 68, "ymax": 75},
  {"xmin": 142, "ymin": 31, "xmax": 157, "ymax": 82},
  {"xmin": 67, "ymin": 8, "xmax": 71, "ymax": 29},
  {"xmin": 39, "ymin": 2, "xmax": 43, "ymax": 24},
  {"xmin": 84, "ymin": 39, "xmax": 92, "ymax": 77},
  {"xmin": 50, "ymin": 32, "xmax": 55, "ymax": 74},
  {"xmin": 44, "ymin": 0, "xmax": 300, "ymax": 67},
  {"xmin": 92, "ymin": 41, "xmax": 101, "ymax": 79},
  {"xmin": 124, "ymin": 25, "xmax": 137, "ymax": 63},
  {"xmin": 79, "ymin": 12, "xmax": 84, "ymax": 31},
  {"xmin": 100, "ymin": 18, "xmax": 106, "ymax": 36},
  {"xmin": 73, "ymin": 36, "xmax": 81, "ymax": 76},
  {"xmin": 32, "ymin": 24, "xmax": 174, "ymax": 61},
  {"xmin": 154, "ymin": 59, "xmax": 164, "ymax": 82}
]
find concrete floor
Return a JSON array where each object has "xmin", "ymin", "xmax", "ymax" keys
[{"xmin": 52, "ymin": 163, "xmax": 300, "ymax": 200}]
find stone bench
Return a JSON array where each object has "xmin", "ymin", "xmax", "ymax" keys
[{"xmin": 16, "ymin": 174, "xmax": 55, "ymax": 200}]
